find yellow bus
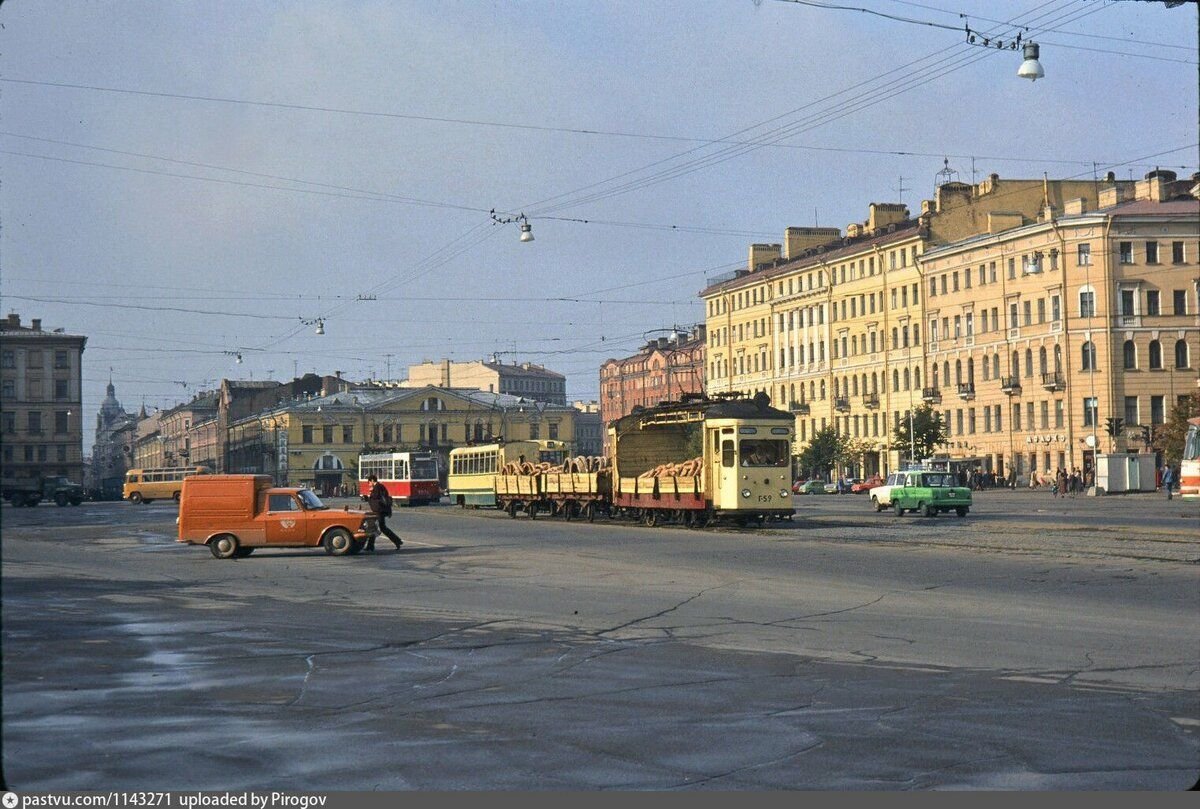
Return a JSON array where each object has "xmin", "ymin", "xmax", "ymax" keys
[
  {"xmin": 448, "ymin": 440, "xmax": 568, "ymax": 507},
  {"xmin": 124, "ymin": 466, "xmax": 211, "ymax": 504}
]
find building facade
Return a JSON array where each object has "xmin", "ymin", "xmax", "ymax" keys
[
  {"xmin": 407, "ymin": 359, "xmax": 567, "ymax": 405},
  {"xmin": 0, "ymin": 314, "xmax": 87, "ymax": 485},
  {"xmin": 227, "ymin": 385, "xmax": 579, "ymax": 495},
  {"xmin": 571, "ymin": 400, "xmax": 603, "ymax": 457},
  {"xmin": 599, "ymin": 325, "xmax": 706, "ymax": 450},
  {"xmin": 919, "ymin": 170, "xmax": 1199, "ymax": 480},
  {"xmin": 699, "ymin": 173, "xmax": 1181, "ymax": 479}
]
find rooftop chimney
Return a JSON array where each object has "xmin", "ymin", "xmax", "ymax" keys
[
  {"xmin": 5, "ymin": 314, "xmax": 17, "ymax": 328},
  {"xmin": 748, "ymin": 243, "xmax": 782, "ymax": 273},
  {"xmin": 31, "ymin": 318, "xmax": 41, "ymax": 331},
  {"xmin": 867, "ymin": 203, "xmax": 908, "ymax": 233},
  {"xmin": 784, "ymin": 227, "xmax": 840, "ymax": 259}
]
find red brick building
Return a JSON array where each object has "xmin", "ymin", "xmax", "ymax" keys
[{"xmin": 600, "ymin": 325, "xmax": 706, "ymax": 450}]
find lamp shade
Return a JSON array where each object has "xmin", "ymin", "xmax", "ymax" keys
[{"xmin": 1017, "ymin": 42, "xmax": 1044, "ymax": 81}]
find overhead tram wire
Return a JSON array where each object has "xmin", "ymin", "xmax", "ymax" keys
[
  {"xmin": 528, "ymin": 0, "xmax": 1113, "ymax": 217},
  {"xmin": 518, "ymin": 0, "xmax": 1106, "ymax": 218}
]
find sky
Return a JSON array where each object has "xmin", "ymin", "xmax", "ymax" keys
[{"xmin": 1, "ymin": 0, "xmax": 1196, "ymax": 448}]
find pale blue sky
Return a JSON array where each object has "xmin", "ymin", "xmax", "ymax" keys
[{"xmin": 1, "ymin": 1, "xmax": 1195, "ymax": 445}]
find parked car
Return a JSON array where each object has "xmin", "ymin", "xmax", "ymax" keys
[
  {"xmin": 797, "ymin": 479, "xmax": 828, "ymax": 495},
  {"xmin": 868, "ymin": 472, "xmax": 906, "ymax": 512},
  {"xmin": 823, "ymin": 482, "xmax": 840, "ymax": 494},
  {"xmin": 891, "ymin": 470, "xmax": 972, "ymax": 517},
  {"xmin": 177, "ymin": 474, "xmax": 379, "ymax": 558},
  {"xmin": 851, "ymin": 475, "xmax": 884, "ymax": 494},
  {"xmin": 791, "ymin": 479, "xmax": 807, "ymax": 494}
]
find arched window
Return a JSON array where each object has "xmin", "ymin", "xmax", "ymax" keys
[
  {"xmin": 1081, "ymin": 341, "xmax": 1096, "ymax": 371},
  {"xmin": 851, "ymin": 376, "xmax": 859, "ymax": 396},
  {"xmin": 943, "ymin": 361, "xmax": 950, "ymax": 387},
  {"xmin": 1012, "ymin": 351, "xmax": 1020, "ymax": 378},
  {"xmin": 914, "ymin": 366, "xmax": 921, "ymax": 389},
  {"xmin": 903, "ymin": 368, "xmax": 911, "ymax": 390},
  {"xmin": 893, "ymin": 369, "xmax": 900, "ymax": 392},
  {"xmin": 954, "ymin": 359, "xmax": 962, "ymax": 386},
  {"xmin": 983, "ymin": 357, "xmax": 991, "ymax": 381},
  {"xmin": 992, "ymin": 353, "xmax": 1000, "ymax": 378},
  {"xmin": 1024, "ymin": 348, "xmax": 1034, "ymax": 378},
  {"xmin": 1038, "ymin": 347, "xmax": 1047, "ymax": 376},
  {"xmin": 819, "ymin": 380, "xmax": 826, "ymax": 400},
  {"xmin": 932, "ymin": 365, "xmax": 939, "ymax": 388},
  {"xmin": 421, "ymin": 397, "xmax": 445, "ymax": 412},
  {"xmin": 1176, "ymin": 339, "xmax": 1190, "ymax": 369},
  {"xmin": 967, "ymin": 358, "xmax": 975, "ymax": 384},
  {"xmin": 1148, "ymin": 340, "xmax": 1162, "ymax": 370},
  {"xmin": 871, "ymin": 372, "xmax": 878, "ymax": 394},
  {"xmin": 1053, "ymin": 344, "xmax": 1062, "ymax": 372},
  {"xmin": 1123, "ymin": 340, "xmax": 1137, "ymax": 370}
]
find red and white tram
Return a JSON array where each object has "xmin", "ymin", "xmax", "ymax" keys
[{"xmin": 357, "ymin": 452, "xmax": 441, "ymax": 505}]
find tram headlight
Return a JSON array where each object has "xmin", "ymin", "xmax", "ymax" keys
[
  {"xmin": 741, "ymin": 488, "xmax": 751, "ymax": 499},
  {"xmin": 780, "ymin": 489, "xmax": 789, "ymax": 498}
]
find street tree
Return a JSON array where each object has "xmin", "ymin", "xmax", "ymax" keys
[
  {"xmin": 893, "ymin": 405, "xmax": 948, "ymax": 462},
  {"xmin": 1159, "ymin": 392, "xmax": 1200, "ymax": 467},
  {"xmin": 797, "ymin": 425, "xmax": 842, "ymax": 479}
]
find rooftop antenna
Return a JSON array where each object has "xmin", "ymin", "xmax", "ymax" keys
[{"xmin": 894, "ymin": 176, "xmax": 909, "ymax": 206}]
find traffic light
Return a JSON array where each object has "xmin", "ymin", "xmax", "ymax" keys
[{"xmin": 1104, "ymin": 416, "xmax": 1124, "ymax": 437}]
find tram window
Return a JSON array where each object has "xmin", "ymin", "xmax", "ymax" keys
[
  {"xmin": 739, "ymin": 440, "xmax": 789, "ymax": 467},
  {"xmin": 721, "ymin": 440, "xmax": 735, "ymax": 467}
]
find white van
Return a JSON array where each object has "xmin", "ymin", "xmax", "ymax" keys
[{"xmin": 869, "ymin": 472, "xmax": 906, "ymax": 512}]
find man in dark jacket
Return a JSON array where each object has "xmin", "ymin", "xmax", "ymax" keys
[{"xmin": 365, "ymin": 474, "xmax": 403, "ymax": 551}]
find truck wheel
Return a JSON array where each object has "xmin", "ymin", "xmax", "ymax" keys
[
  {"xmin": 923, "ymin": 502, "xmax": 937, "ymax": 518},
  {"xmin": 210, "ymin": 534, "xmax": 240, "ymax": 559},
  {"xmin": 894, "ymin": 501, "xmax": 904, "ymax": 516},
  {"xmin": 506, "ymin": 501, "xmax": 519, "ymax": 519},
  {"xmin": 129, "ymin": 492, "xmax": 143, "ymax": 505},
  {"xmin": 644, "ymin": 510, "xmax": 658, "ymax": 527},
  {"xmin": 956, "ymin": 507, "xmax": 968, "ymax": 517},
  {"xmin": 55, "ymin": 493, "xmax": 69, "ymax": 507},
  {"xmin": 323, "ymin": 528, "xmax": 354, "ymax": 556},
  {"xmin": 527, "ymin": 502, "xmax": 538, "ymax": 520},
  {"xmin": 584, "ymin": 502, "xmax": 597, "ymax": 523}
]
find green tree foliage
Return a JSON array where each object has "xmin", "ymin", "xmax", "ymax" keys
[
  {"xmin": 797, "ymin": 425, "xmax": 842, "ymax": 478},
  {"xmin": 1160, "ymin": 392, "xmax": 1200, "ymax": 467},
  {"xmin": 893, "ymin": 405, "xmax": 948, "ymax": 462}
]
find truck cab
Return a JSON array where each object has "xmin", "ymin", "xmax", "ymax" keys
[{"xmin": 177, "ymin": 474, "xmax": 378, "ymax": 558}]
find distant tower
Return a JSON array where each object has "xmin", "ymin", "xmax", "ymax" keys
[{"xmin": 935, "ymin": 157, "xmax": 959, "ymax": 188}]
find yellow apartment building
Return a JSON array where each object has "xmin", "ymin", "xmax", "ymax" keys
[
  {"xmin": 700, "ymin": 171, "xmax": 1195, "ymax": 479},
  {"xmin": 920, "ymin": 170, "xmax": 1199, "ymax": 481}
]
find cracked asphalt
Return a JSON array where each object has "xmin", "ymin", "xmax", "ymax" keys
[{"xmin": 2, "ymin": 490, "xmax": 1197, "ymax": 790}]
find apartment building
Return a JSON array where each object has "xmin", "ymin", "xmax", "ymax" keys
[
  {"xmin": 700, "ymin": 172, "xmax": 1182, "ymax": 478},
  {"xmin": 0, "ymin": 314, "xmax": 87, "ymax": 485}
]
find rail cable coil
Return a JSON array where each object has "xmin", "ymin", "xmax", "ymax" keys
[
  {"xmin": 500, "ymin": 456, "xmax": 611, "ymax": 476},
  {"xmin": 637, "ymin": 456, "xmax": 702, "ymax": 479}
]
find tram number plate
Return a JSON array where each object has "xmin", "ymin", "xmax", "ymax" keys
[{"xmin": 757, "ymin": 495, "xmax": 772, "ymax": 503}]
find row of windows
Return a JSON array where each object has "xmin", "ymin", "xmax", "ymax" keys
[
  {"xmin": 1, "ymin": 444, "xmax": 71, "ymax": 463},
  {"xmin": 1118, "ymin": 240, "xmax": 1188, "ymax": 265},
  {"xmin": 0, "ymin": 349, "xmax": 72, "ymax": 370},
  {"xmin": 450, "ymin": 450, "xmax": 501, "ymax": 476},
  {"xmin": 0, "ymin": 378, "xmax": 73, "ymax": 401},
  {"xmin": 1119, "ymin": 339, "xmax": 1191, "ymax": 371},
  {"xmin": 0, "ymin": 410, "xmax": 71, "ymax": 435}
]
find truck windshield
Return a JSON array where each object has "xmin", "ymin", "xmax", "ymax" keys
[{"xmin": 298, "ymin": 490, "xmax": 326, "ymax": 510}]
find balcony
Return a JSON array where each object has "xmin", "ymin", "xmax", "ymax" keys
[
  {"xmin": 921, "ymin": 387, "xmax": 942, "ymax": 405},
  {"xmin": 862, "ymin": 392, "xmax": 880, "ymax": 409},
  {"xmin": 957, "ymin": 382, "xmax": 976, "ymax": 401},
  {"xmin": 1041, "ymin": 371, "xmax": 1065, "ymax": 392},
  {"xmin": 789, "ymin": 401, "xmax": 811, "ymax": 416},
  {"xmin": 834, "ymin": 397, "xmax": 851, "ymax": 413},
  {"xmin": 1000, "ymin": 375, "xmax": 1022, "ymax": 395}
]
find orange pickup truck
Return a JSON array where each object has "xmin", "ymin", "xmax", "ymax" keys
[{"xmin": 177, "ymin": 474, "xmax": 379, "ymax": 559}]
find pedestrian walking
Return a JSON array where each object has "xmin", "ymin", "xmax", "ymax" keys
[
  {"xmin": 1056, "ymin": 468, "xmax": 1068, "ymax": 498},
  {"xmin": 1007, "ymin": 467, "xmax": 1017, "ymax": 490},
  {"xmin": 1162, "ymin": 464, "xmax": 1175, "ymax": 501},
  {"xmin": 365, "ymin": 473, "xmax": 404, "ymax": 551}
]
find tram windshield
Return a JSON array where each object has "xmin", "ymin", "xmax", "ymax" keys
[{"xmin": 739, "ymin": 439, "xmax": 789, "ymax": 467}]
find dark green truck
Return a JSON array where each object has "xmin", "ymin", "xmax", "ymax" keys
[{"xmin": 891, "ymin": 470, "xmax": 971, "ymax": 517}]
